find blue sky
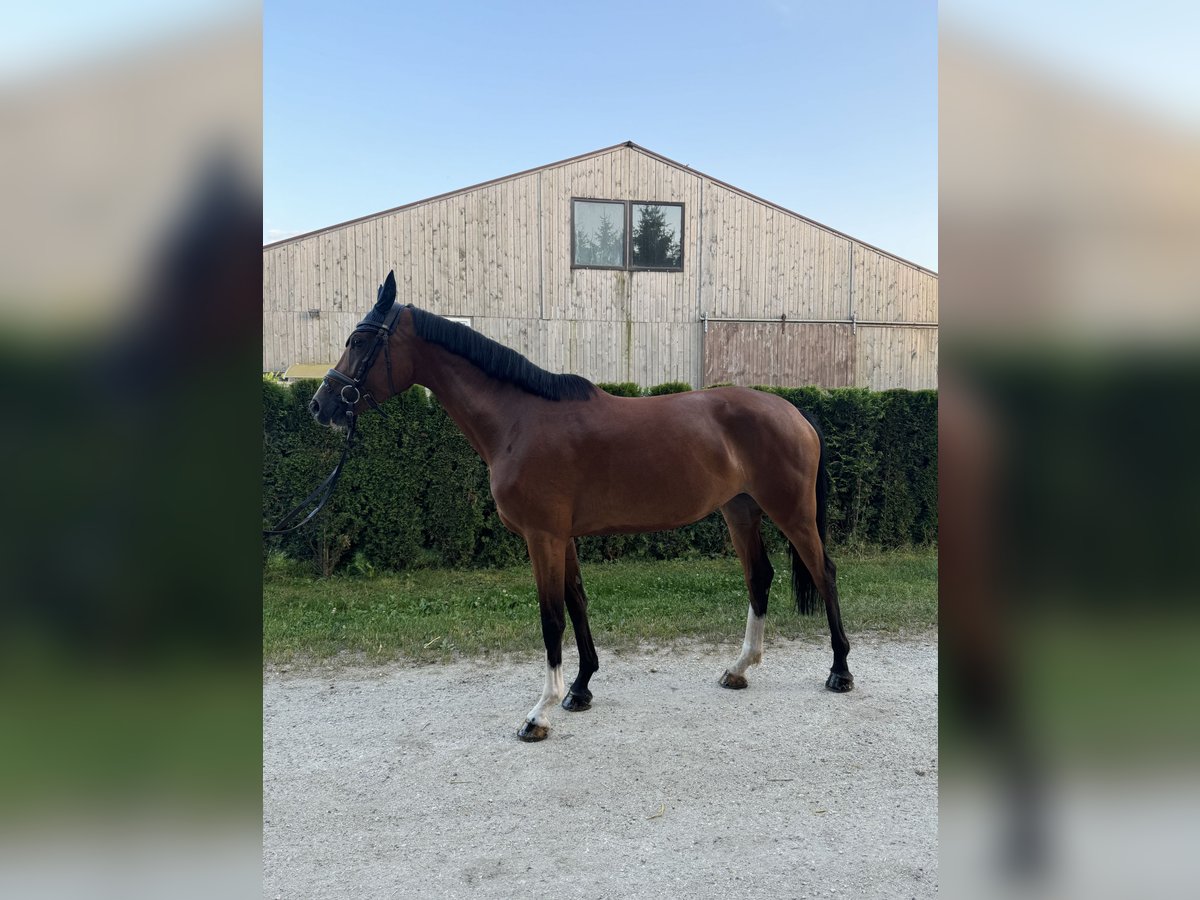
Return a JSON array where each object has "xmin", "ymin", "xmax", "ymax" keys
[{"xmin": 265, "ymin": 1, "xmax": 937, "ymax": 269}]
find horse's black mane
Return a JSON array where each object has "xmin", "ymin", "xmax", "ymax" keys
[{"xmin": 408, "ymin": 306, "xmax": 596, "ymax": 402}]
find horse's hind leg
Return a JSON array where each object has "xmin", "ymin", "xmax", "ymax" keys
[
  {"xmin": 719, "ymin": 494, "xmax": 774, "ymax": 690},
  {"xmin": 562, "ymin": 539, "xmax": 599, "ymax": 712},
  {"xmin": 781, "ymin": 516, "xmax": 853, "ymax": 692},
  {"xmin": 518, "ymin": 533, "xmax": 568, "ymax": 742}
]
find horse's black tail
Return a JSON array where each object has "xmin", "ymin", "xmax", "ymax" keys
[{"xmin": 790, "ymin": 410, "xmax": 829, "ymax": 617}]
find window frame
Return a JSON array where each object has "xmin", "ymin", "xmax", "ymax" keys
[
  {"xmin": 570, "ymin": 197, "xmax": 685, "ymax": 272},
  {"xmin": 569, "ymin": 198, "xmax": 629, "ymax": 271},
  {"xmin": 628, "ymin": 199, "xmax": 685, "ymax": 272}
]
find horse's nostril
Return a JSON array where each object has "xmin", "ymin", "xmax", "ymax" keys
[{"xmin": 309, "ymin": 399, "xmax": 320, "ymax": 415}]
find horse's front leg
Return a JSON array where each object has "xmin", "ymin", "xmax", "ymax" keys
[{"xmin": 517, "ymin": 533, "xmax": 568, "ymax": 742}]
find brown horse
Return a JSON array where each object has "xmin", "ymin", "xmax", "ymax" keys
[{"xmin": 310, "ymin": 272, "xmax": 853, "ymax": 742}]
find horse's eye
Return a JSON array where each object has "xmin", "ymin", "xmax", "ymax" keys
[{"xmin": 351, "ymin": 338, "xmax": 362, "ymax": 349}]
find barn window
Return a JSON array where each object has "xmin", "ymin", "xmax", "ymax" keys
[
  {"xmin": 572, "ymin": 200, "xmax": 626, "ymax": 268},
  {"xmin": 631, "ymin": 203, "xmax": 683, "ymax": 269},
  {"xmin": 571, "ymin": 199, "xmax": 685, "ymax": 271}
]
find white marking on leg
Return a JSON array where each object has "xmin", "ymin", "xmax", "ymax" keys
[
  {"xmin": 525, "ymin": 663, "xmax": 565, "ymax": 728},
  {"xmin": 728, "ymin": 604, "xmax": 765, "ymax": 676}
]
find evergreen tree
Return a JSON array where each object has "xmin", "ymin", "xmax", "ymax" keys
[
  {"xmin": 632, "ymin": 205, "xmax": 680, "ymax": 267},
  {"xmin": 593, "ymin": 211, "xmax": 623, "ymax": 266},
  {"xmin": 574, "ymin": 227, "xmax": 598, "ymax": 265}
]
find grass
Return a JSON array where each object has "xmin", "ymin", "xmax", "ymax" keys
[{"xmin": 263, "ymin": 548, "xmax": 937, "ymax": 665}]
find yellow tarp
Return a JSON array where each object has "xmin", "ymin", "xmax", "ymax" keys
[{"xmin": 280, "ymin": 364, "xmax": 333, "ymax": 381}]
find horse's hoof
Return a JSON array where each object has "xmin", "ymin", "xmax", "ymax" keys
[
  {"xmin": 826, "ymin": 670, "xmax": 854, "ymax": 692},
  {"xmin": 720, "ymin": 671, "xmax": 749, "ymax": 690},
  {"xmin": 562, "ymin": 690, "xmax": 592, "ymax": 712},
  {"xmin": 517, "ymin": 720, "xmax": 549, "ymax": 742}
]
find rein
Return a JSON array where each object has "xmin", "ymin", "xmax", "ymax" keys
[
  {"xmin": 262, "ymin": 299, "xmax": 404, "ymax": 537},
  {"xmin": 262, "ymin": 410, "xmax": 357, "ymax": 536}
]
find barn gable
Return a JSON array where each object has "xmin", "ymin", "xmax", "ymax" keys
[{"xmin": 263, "ymin": 142, "xmax": 937, "ymax": 389}]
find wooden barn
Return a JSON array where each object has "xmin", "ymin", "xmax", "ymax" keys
[{"xmin": 263, "ymin": 142, "xmax": 937, "ymax": 389}]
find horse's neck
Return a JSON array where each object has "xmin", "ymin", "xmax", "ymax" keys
[{"xmin": 414, "ymin": 343, "xmax": 525, "ymax": 465}]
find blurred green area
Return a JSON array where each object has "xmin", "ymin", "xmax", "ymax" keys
[
  {"xmin": 968, "ymin": 350, "xmax": 1200, "ymax": 611},
  {"xmin": 941, "ymin": 613, "xmax": 1200, "ymax": 768},
  {"xmin": 0, "ymin": 153, "xmax": 262, "ymax": 828},
  {"xmin": 941, "ymin": 352, "xmax": 1200, "ymax": 760},
  {"xmin": 1018, "ymin": 615, "xmax": 1200, "ymax": 763},
  {"xmin": 0, "ymin": 342, "xmax": 263, "ymax": 822},
  {"xmin": 0, "ymin": 659, "xmax": 259, "ymax": 818}
]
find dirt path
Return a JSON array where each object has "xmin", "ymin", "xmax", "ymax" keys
[{"xmin": 264, "ymin": 635, "xmax": 937, "ymax": 899}]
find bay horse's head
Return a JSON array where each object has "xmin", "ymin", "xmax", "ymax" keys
[{"xmin": 309, "ymin": 270, "xmax": 415, "ymax": 427}]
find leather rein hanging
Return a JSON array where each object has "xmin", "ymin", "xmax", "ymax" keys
[{"xmin": 262, "ymin": 302, "xmax": 404, "ymax": 537}]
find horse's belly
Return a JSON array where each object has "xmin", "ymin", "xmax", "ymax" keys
[
  {"xmin": 570, "ymin": 471, "xmax": 738, "ymax": 535},
  {"xmin": 491, "ymin": 435, "xmax": 745, "ymax": 537}
]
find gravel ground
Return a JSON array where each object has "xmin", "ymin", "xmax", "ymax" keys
[{"xmin": 264, "ymin": 634, "xmax": 937, "ymax": 899}]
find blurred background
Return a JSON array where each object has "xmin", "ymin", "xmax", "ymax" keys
[
  {"xmin": 940, "ymin": 2, "xmax": 1200, "ymax": 897},
  {"xmin": 0, "ymin": 3, "xmax": 262, "ymax": 898}
]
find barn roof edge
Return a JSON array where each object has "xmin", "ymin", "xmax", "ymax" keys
[{"xmin": 265, "ymin": 141, "xmax": 937, "ymax": 276}]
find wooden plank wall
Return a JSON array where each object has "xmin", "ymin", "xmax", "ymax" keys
[
  {"xmin": 703, "ymin": 322, "xmax": 936, "ymax": 390},
  {"xmin": 263, "ymin": 144, "xmax": 937, "ymax": 389},
  {"xmin": 855, "ymin": 325, "xmax": 939, "ymax": 389},
  {"xmin": 848, "ymin": 244, "xmax": 939, "ymax": 390},
  {"xmin": 852, "ymin": 244, "xmax": 938, "ymax": 322},
  {"xmin": 262, "ymin": 171, "xmax": 544, "ymax": 372},
  {"xmin": 701, "ymin": 182, "xmax": 851, "ymax": 320},
  {"xmin": 703, "ymin": 322, "xmax": 856, "ymax": 387}
]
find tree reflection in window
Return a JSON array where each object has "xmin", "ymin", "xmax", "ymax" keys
[
  {"xmin": 573, "ymin": 201, "xmax": 625, "ymax": 267},
  {"xmin": 631, "ymin": 203, "xmax": 682, "ymax": 268},
  {"xmin": 572, "ymin": 199, "xmax": 683, "ymax": 269}
]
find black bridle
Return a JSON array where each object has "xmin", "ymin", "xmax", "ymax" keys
[
  {"xmin": 262, "ymin": 296, "xmax": 404, "ymax": 537},
  {"xmin": 321, "ymin": 299, "xmax": 405, "ymax": 419}
]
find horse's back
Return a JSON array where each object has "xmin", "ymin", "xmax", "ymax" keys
[
  {"xmin": 593, "ymin": 385, "xmax": 821, "ymax": 480},
  {"xmin": 618, "ymin": 386, "xmax": 816, "ymax": 448}
]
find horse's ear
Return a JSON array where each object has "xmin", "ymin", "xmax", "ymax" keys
[{"xmin": 375, "ymin": 270, "xmax": 397, "ymax": 313}]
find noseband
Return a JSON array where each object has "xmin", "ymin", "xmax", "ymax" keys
[{"xmin": 322, "ymin": 301, "xmax": 405, "ymax": 420}]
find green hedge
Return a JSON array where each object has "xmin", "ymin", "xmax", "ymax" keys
[{"xmin": 263, "ymin": 380, "xmax": 937, "ymax": 574}]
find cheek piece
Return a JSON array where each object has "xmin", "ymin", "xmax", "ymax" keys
[{"xmin": 322, "ymin": 301, "xmax": 403, "ymax": 420}]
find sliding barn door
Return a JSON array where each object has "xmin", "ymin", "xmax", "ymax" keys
[{"xmin": 702, "ymin": 321, "xmax": 856, "ymax": 388}]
